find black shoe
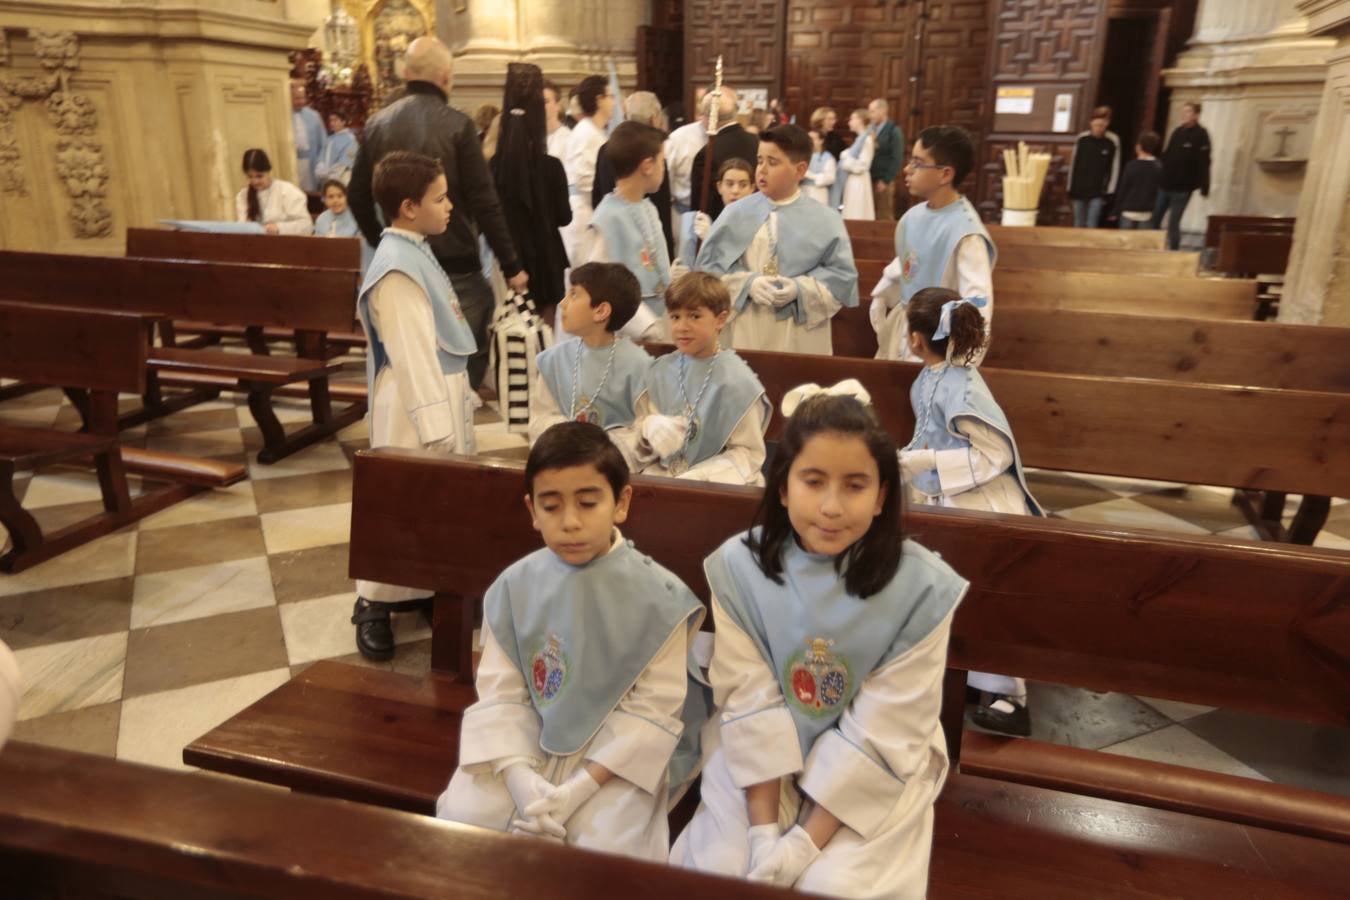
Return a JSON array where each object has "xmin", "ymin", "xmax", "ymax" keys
[
  {"xmin": 970, "ymin": 695, "xmax": 1032, "ymax": 737},
  {"xmin": 351, "ymin": 597, "xmax": 395, "ymax": 661}
]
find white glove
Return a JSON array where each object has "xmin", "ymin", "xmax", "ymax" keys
[
  {"xmin": 747, "ymin": 823, "xmax": 782, "ymax": 876},
  {"xmin": 747, "ymin": 825, "xmax": 821, "ymax": 887},
  {"xmin": 670, "ymin": 259, "xmax": 691, "ymax": 281},
  {"xmin": 502, "ymin": 763, "xmax": 564, "ymax": 837},
  {"xmin": 693, "ymin": 212, "xmax": 712, "ymax": 240},
  {"xmin": 899, "ymin": 448, "xmax": 937, "ymax": 481},
  {"xmin": 642, "ymin": 414, "xmax": 688, "ymax": 459},
  {"xmin": 868, "ymin": 294, "xmax": 888, "ymax": 335},
  {"xmin": 523, "ymin": 768, "xmax": 601, "ymax": 831},
  {"xmin": 749, "ymin": 277, "xmax": 797, "ymax": 309}
]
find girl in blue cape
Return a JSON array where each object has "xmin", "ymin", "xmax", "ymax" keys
[
  {"xmin": 671, "ymin": 387, "xmax": 968, "ymax": 898},
  {"xmin": 315, "ymin": 110, "xmax": 358, "ymax": 186},
  {"xmin": 436, "ymin": 422, "xmax": 709, "ymax": 861},
  {"xmin": 313, "ymin": 179, "xmax": 374, "ymax": 274},
  {"xmin": 899, "ymin": 286, "xmax": 1042, "ymax": 737}
]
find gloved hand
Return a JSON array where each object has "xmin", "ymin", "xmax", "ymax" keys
[
  {"xmin": 747, "ymin": 825, "xmax": 821, "ymax": 887},
  {"xmin": 693, "ymin": 212, "xmax": 712, "ymax": 240},
  {"xmin": 523, "ymin": 768, "xmax": 601, "ymax": 831},
  {"xmin": 868, "ymin": 292, "xmax": 890, "ymax": 335},
  {"xmin": 502, "ymin": 763, "xmax": 564, "ymax": 838},
  {"xmin": 642, "ymin": 414, "xmax": 688, "ymax": 458},
  {"xmin": 670, "ymin": 259, "xmax": 691, "ymax": 281},
  {"xmin": 747, "ymin": 823, "xmax": 782, "ymax": 876},
  {"xmin": 749, "ymin": 277, "xmax": 797, "ymax": 309},
  {"xmin": 899, "ymin": 448, "xmax": 937, "ymax": 481}
]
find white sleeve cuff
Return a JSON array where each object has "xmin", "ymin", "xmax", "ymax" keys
[
  {"xmin": 457, "ymin": 701, "xmax": 543, "ymax": 769},
  {"xmin": 799, "ymin": 729, "xmax": 906, "ymax": 839},
  {"xmin": 721, "ymin": 706, "xmax": 804, "ymax": 788},
  {"xmin": 411, "ymin": 399, "xmax": 456, "ymax": 447},
  {"xmin": 585, "ymin": 710, "xmax": 682, "ymax": 795}
]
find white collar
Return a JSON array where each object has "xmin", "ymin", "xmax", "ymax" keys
[
  {"xmin": 770, "ymin": 190, "xmax": 802, "ymax": 207},
  {"xmin": 386, "ymin": 226, "xmax": 426, "ymax": 243}
]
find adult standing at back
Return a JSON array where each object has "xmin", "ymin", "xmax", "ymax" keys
[
  {"xmin": 291, "ymin": 78, "xmax": 326, "ymax": 194},
  {"xmin": 689, "ymin": 86, "xmax": 760, "ymax": 222},
  {"xmin": 560, "ymin": 75, "xmax": 615, "ymax": 266},
  {"xmin": 1152, "ymin": 101, "xmax": 1211, "ymax": 250},
  {"xmin": 349, "ymin": 36, "xmax": 528, "ymax": 393},
  {"xmin": 868, "ymin": 98, "xmax": 904, "ymax": 221}
]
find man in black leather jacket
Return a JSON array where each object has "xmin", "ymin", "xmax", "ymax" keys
[{"xmin": 350, "ymin": 36, "xmax": 528, "ymax": 392}]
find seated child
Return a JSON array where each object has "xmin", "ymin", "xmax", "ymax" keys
[
  {"xmin": 314, "ymin": 179, "xmax": 374, "ymax": 274},
  {"xmin": 576, "ymin": 121, "xmax": 672, "ymax": 342},
  {"xmin": 671, "ymin": 388, "xmax": 968, "ymax": 899},
  {"xmin": 436, "ymin": 422, "xmax": 709, "ymax": 861},
  {"xmin": 236, "ymin": 148, "xmax": 311, "ymax": 235},
  {"xmin": 684, "ymin": 157, "xmax": 755, "ymax": 261},
  {"xmin": 696, "ymin": 124, "xmax": 858, "ymax": 355},
  {"xmin": 528, "ymin": 262, "xmax": 652, "ymax": 445},
  {"xmin": 350, "ymin": 151, "xmax": 477, "ymax": 663},
  {"xmin": 802, "ymin": 129, "xmax": 837, "ymax": 207},
  {"xmin": 898, "ymin": 286, "xmax": 1042, "ymax": 737},
  {"xmin": 622, "ymin": 272, "xmax": 770, "ymax": 485}
]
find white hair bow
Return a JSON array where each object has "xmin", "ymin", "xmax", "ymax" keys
[{"xmin": 780, "ymin": 379, "xmax": 872, "ymax": 418}]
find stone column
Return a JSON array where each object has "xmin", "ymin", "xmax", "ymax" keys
[
  {"xmin": 435, "ymin": 0, "xmax": 646, "ymax": 113},
  {"xmin": 1281, "ymin": 0, "xmax": 1350, "ymax": 325},
  {"xmin": 1161, "ymin": 0, "xmax": 1335, "ymax": 245}
]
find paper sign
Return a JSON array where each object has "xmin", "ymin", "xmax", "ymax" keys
[
  {"xmin": 995, "ymin": 87, "xmax": 1034, "ymax": 115},
  {"xmin": 1052, "ymin": 93, "xmax": 1073, "ymax": 133}
]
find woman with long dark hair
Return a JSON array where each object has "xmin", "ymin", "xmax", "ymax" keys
[
  {"xmin": 491, "ymin": 63, "xmax": 572, "ymax": 315},
  {"xmin": 235, "ymin": 148, "xmax": 311, "ymax": 235}
]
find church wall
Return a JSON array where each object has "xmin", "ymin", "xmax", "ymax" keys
[{"xmin": 0, "ymin": 1, "xmax": 313, "ymax": 254}]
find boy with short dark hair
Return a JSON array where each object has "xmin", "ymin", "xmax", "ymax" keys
[
  {"xmin": 870, "ymin": 124, "xmax": 995, "ymax": 365},
  {"xmin": 528, "ymin": 262, "xmax": 652, "ymax": 445},
  {"xmin": 1114, "ymin": 131, "xmax": 1163, "ymax": 230},
  {"xmin": 575, "ymin": 121, "xmax": 673, "ymax": 342},
  {"xmin": 695, "ymin": 124, "xmax": 858, "ymax": 355},
  {"xmin": 436, "ymin": 421, "xmax": 708, "ymax": 861},
  {"xmin": 1068, "ymin": 107, "xmax": 1118, "ymax": 229},
  {"xmin": 352, "ymin": 150, "xmax": 478, "ymax": 661},
  {"xmin": 623, "ymin": 272, "xmax": 770, "ymax": 485}
]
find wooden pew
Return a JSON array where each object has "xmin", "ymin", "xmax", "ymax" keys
[
  {"xmin": 0, "ymin": 741, "xmax": 788, "ymax": 900},
  {"xmin": 853, "ymin": 257, "xmax": 1258, "ymax": 321},
  {"xmin": 846, "ymin": 218, "xmax": 1168, "ymax": 252},
  {"xmin": 0, "ymin": 302, "xmax": 244, "ymax": 572},
  {"xmin": 125, "ymin": 227, "xmax": 367, "ymax": 356},
  {"xmin": 1205, "ymin": 214, "xmax": 1295, "ymax": 252},
  {"xmin": 844, "ymin": 233, "xmax": 1194, "ymax": 276},
  {"xmin": 1217, "ymin": 228, "xmax": 1293, "ymax": 277},
  {"xmin": 187, "ymin": 451, "xmax": 1350, "ymax": 857},
  {"xmin": 0, "ymin": 251, "xmax": 365, "ymax": 464}
]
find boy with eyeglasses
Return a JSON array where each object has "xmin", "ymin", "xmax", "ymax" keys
[{"xmin": 869, "ymin": 125, "xmax": 995, "ymax": 365}]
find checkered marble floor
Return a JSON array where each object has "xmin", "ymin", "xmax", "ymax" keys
[{"xmin": 2, "ymin": 379, "xmax": 1347, "ymax": 799}]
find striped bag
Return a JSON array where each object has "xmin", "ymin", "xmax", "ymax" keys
[{"xmin": 489, "ymin": 290, "xmax": 553, "ymax": 434}]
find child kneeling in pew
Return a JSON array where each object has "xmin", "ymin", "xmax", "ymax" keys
[
  {"xmin": 672, "ymin": 387, "xmax": 968, "ymax": 898},
  {"xmin": 619, "ymin": 272, "xmax": 770, "ymax": 485},
  {"xmin": 528, "ymin": 262, "xmax": 651, "ymax": 446},
  {"xmin": 350, "ymin": 151, "xmax": 478, "ymax": 662},
  {"xmin": 899, "ymin": 287, "xmax": 1043, "ymax": 737},
  {"xmin": 436, "ymin": 422, "xmax": 710, "ymax": 861}
]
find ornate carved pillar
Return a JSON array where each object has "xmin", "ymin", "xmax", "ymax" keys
[
  {"xmin": 1161, "ymin": 0, "xmax": 1335, "ymax": 244},
  {"xmin": 1280, "ymin": 0, "xmax": 1350, "ymax": 325}
]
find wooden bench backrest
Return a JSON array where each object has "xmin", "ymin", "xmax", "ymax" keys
[
  {"xmin": 845, "ymin": 219, "xmax": 1167, "ymax": 251},
  {"xmin": 984, "ymin": 309, "xmax": 1350, "ymax": 392},
  {"xmin": 1216, "ymin": 229, "xmax": 1293, "ymax": 276},
  {"xmin": 0, "ymin": 302, "xmax": 147, "ymax": 394},
  {"xmin": 1205, "ymin": 215, "xmax": 1295, "ymax": 249},
  {"xmin": 349, "ymin": 451, "xmax": 1350, "ymax": 726},
  {"xmin": 126, "ymin": 227, "xmax": 361, "ymax": 271},
  {"xmin": 0, "ymin": 251, "xmax": 358, "ymax": 334},
  {"xmin": 996, "ymin": 244, "xmax": 1200, "ymax": 278},
  {"xmin": 0, "ymin": 741, "xmax": 781, "ymax": 900}
]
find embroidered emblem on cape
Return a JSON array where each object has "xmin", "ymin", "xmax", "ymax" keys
[
  {"xmin": 529, "ymin": 633, "xmax": 569, "ymax": 706},
  {"xmin": 901, "ymin": 249, "xmax": 919, "ymax": 282},
  {"xmin": 783, "ymin": 638, "xmax": 853, "ymax": 716}
]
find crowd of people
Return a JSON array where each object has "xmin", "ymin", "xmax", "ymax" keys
[{"xmin": 217, "ymin": 35, "xmax": 1070, "ymax": 898}]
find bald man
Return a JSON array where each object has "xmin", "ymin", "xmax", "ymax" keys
[
  {"xmin": 350, "ymin": 36, "xmax": 527, "ymax": 394},
  {"xmin": 868, "ymin": 98, "xmax": 904, "ymax": 221},
  {"xmin": 689, "ymin": 86, "xmax": 760, "ymax": 221}
]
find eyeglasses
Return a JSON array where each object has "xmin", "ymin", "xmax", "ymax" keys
[{"xmin": 905, "ymin": 158, "xmax": 947, "ymax": 172}]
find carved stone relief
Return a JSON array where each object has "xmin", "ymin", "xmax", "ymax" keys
[{"xmin": 0, "ymin": 28, "xmax": 112, "ymax": 238}]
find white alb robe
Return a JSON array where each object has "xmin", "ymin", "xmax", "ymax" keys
[
  {"xmin": 355, "ymin": 265, "xmax": 476, "ymax": 603},
  {"xmin": 670, "ymin": 593, "xmax": 956, "ymax": 899},
  {"xmin": 803, "ymin": 155, "xmax": 838, "ymax": 207},
  {"xmin": 546, "ymin": 124, "xmax": 572, "ymax": 161},
  {"xmin": 617, "ymin": 391, "xmax": 767, "ymax": 486},
  {"xmin": 839, "ymin": 133, "xmax": 876, "ymax": 220},
  {"xmin": 871, "ymin": 235, "xmax": 995, "ymax": 365},
  {"xmin": 561, "ymin": 117, "xmax": 607, "ymax": 265},
  {"xmin": 435, "ymin": 533, "xmax": 690, "ymax": 862},
  {"xmin": 719, "ymin": 197, "xmax": 843, "ymax": 356},
  {"xmin": 665, "ymin": 119, "xmax": 709, "ymax": 211},
  {"xmin": 234, "ymin": 179, "xmax": 312, "ymax": 236}
]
